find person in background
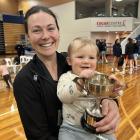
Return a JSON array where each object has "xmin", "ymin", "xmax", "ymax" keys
[
  {"xmin": 133, "ymin": 39, "xmax": 139, "ymax": 70},
  {"xmin": 15, "ymin": 41, "xmax": 25, "ymax": 60},
  {"xmin": 13, "ymin": 5, "xmax": 120, "ymax": 140},
  {"xmin": 122, "ymin": 38, "xmax": 134, "ymax": 74},
  {"xmin": 57, "ymin": 37, "xmax": 121, "ymax": 140},
  {"xmin": 0, "ymin": 59, "xmax": 13, "ymax": 89},
  {"xmin": 96, "ymin": 39, "xmax": 102, "ymax": 63},
  {"xmin": 100, "ymin": 39, "xmax": 108, "ymax": 63},
  {"xmin": 112, "ymin": 39, "xmax": 122, "ymax": 72}
]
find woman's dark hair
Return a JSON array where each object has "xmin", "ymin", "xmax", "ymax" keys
[{"xmin": 24, "ymin": 5, "xmax": 59, "ymax": 33}]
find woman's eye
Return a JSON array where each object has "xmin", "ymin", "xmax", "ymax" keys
[
  {"xmin": 32, "ymin": 28, "xmax": 42, "ymax": 33},
  {"xmin": 48, "ymin": 25, "xmax": 56, "ymax": 31},
  {"xmin": 48, "ymin": 27, "xmax": 56, "ymax": 31}
]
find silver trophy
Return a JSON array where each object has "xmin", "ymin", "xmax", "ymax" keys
[{"xmin": 74, "ymin": 72, "xmax": 125, "ymax": 133}]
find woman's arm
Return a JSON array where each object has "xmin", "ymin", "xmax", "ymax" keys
[{"xmin": 93, "ymin": 99, "xmax": 120, "ymax": 133}]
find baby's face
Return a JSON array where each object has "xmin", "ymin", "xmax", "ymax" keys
[{"xmin": 68, "ymin": 45, "xmax": 97, "ymax": 76}]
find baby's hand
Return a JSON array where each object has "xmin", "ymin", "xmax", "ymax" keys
[
  {"xmin": 79, "ymin": 69, "xmax": 95, "ymax": 79},
  {"xmin": 109, "ymin": 74, "xmax": 119, "ymax": 83},
  {"xmin": 109, "ymin": 74, "xmax": 125, "ymax": 87},
  {"xmin": 109, "ymin": 74, "xmax": 126, "ymax": 94}
]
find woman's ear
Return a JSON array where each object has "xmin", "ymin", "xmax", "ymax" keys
[{"xmin": 66, "ymin": 57, "xmax": 71, "ymax": 66}]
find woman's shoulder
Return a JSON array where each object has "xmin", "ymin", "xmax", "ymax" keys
[{"xmin": 14, "ymin": 62, "xmax": 33, "ymax": 82}]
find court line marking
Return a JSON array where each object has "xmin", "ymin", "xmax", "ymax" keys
[{"xmin": 120, "ymin": 97, "xmax": 140, "ymax": 138}]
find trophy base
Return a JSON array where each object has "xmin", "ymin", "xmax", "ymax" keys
[{"xmin": 81, "ymin": 113, "xmax": 104, "ymax": 134}]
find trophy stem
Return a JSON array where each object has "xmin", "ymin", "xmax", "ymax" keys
[
  {"xmin": 81, "ymin": 98, "xmax": 104, "ymax": 134},
  {"xmin": 93, "ymin": 97, "xmax": 103, "ymax": 118}
]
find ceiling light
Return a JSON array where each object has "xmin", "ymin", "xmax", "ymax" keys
[{"xmin": 115, "ymin": 0, "xmax": 123, "ymax": 1}]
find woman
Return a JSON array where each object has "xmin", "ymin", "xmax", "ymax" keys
[
  {"xmin": 100, "ymin": 39, "xmax": 108, "ymax": 64},
  {"xmin": 112, "ymin": 39, "xmax": 122, "ymax": 72},
  {"xmin": 122, "ymin": 38, "xmax": 134, "ymax": 74},
  {"xmin": 13, "ymin": 5, "xmax": 120, "ymax": 140}
]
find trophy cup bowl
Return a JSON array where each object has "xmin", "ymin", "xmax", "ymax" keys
[{"xmin": 85, "ymin": 73, "xmax": 116, "ymax": 98}]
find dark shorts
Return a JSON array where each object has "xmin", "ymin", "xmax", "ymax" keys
[
  {"xmin": 127, "ymin": 54, "xmax": 134, "ymax": 59},
  {"xmin": 114, "ymin": 54, "xmax": 121, "ymax": 57}
]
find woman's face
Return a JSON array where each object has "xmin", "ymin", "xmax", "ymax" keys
[{"xmin": 27, "ymin": 11, "xmax": 59, "ymax": 58}]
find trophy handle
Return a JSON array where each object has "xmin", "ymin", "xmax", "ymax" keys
[
  {"xmin": 110, "ymin": 82, "xmax": 128, "ymax": 99},
  {"xmin": 73, "ymin": 77, "xmax": 89, "ymax": 93}
]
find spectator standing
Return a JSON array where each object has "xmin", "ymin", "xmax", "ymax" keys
[
  {"xmin": 133, "ymin": 39, "xmax": 139, "ymax": 69},
  {"xmin": 100, "ymin": 39, "xmax": 108, "ymax": 63},
  {"xmin": 122, "ymin": 38, "xmax": 134, "ymax": 74},
  {"xmin": 0, "ymin": 59, "xmax": 13, "ymax": 89},
  {"xmin": 112, "ymin": 39, "xmax": 122, "ymax": 72},
  {"xmin": 96, "ymin": 39, "xmax": 101, "ymax": 63},
  {"xmin": 15, "ymin": 41, "xmax": 25, "ymax": 57}
]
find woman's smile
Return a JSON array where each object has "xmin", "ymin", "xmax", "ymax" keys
[{"xmin": 39, "ymin": 42, "xmax": 54, "ymax": 48}]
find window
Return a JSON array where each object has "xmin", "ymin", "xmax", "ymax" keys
[
  {"xmin": 75, "ymin": 0, "xmax": 138, "ymax": 19},
  {"xmin": 112, "ymin": 0, "xmax": 138, "ymax": 17}
]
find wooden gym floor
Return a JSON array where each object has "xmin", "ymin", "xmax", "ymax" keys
[{"xmin": 0, "ymin": 61, "xmax": 140, "ymax": 140}]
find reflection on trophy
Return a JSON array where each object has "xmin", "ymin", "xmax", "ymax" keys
[{"xmin": 74, "ymin": 72, "xmax": 126, "ymax": 133}]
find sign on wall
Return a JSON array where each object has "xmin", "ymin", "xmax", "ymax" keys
[
  {"xmin": 96, "ymin": 20, "xmax": 126, "ymax": 27},
  {"xmin": 91, "ymin": 17, "xmax": 133, "ymax": 32}
]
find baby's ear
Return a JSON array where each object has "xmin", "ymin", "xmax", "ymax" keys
[{"xmin": 66, "ymin": 57, "xmax": 71, "ymax": 66}]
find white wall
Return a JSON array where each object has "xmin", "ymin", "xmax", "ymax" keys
[{"xmin": 51, "ymin": 2, "xmax": 91, "ymax": 52}]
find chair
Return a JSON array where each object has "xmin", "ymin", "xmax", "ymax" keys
[
  {"xmin": 26, "ymin": 56, "xmax": 33, "ymax": 63},
  {"xmin": 4, "ymin": 58, "xmax": 22, "ymax": 74},
  {"xmin": 20, "ymin": 55, "xmax": 33, "ymax": 65},
  {"xmin": 4, "ymin": 58, "xmax": 13, "ymax": 66}
]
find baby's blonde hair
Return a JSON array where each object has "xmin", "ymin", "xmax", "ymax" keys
[{"xmin": 67, "ymin": 37, "xmax": 99, "ymax": 57}]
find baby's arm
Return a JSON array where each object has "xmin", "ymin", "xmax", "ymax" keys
[{"xmin": 57, "ymin": 72, "xmax": 84, "ymax": 104}]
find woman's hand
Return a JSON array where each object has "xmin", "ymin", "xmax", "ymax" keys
[{"xmin": 93, "ymin": 99, "xmax": 120, "ymax": 133}]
